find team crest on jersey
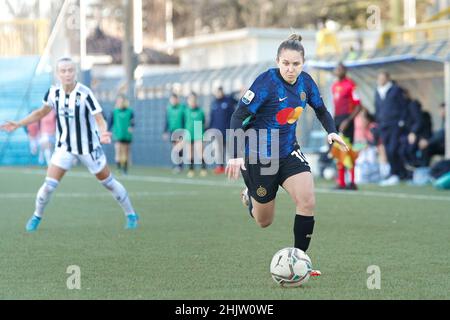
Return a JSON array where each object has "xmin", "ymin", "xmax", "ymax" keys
[
  {"xmin": 242, "ymin": 90, "xmax": 255, "ymax": 105},
  {"xmin": 256, "ymin": 186, "xmax": 267, "ymax": 197},
  {"xmin": 300, "ymin": 91, "xmax": 306, "ymax": 101}
]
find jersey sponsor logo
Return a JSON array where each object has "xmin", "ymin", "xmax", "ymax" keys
[
  {"xmin": 278, "ymin": 97, "xmax": 288, "ymax": 102},
  {"xmin": 276, "ymin": 107, "xmax": 304, "ymax": 125},
  {"xmin": 242, "ymin": 90, "xmax": 255, "ymax": 105},
  {"xmin": 63, "ymin": 109, "xmax": 75, "ymax": 119},
  {"xmin": 256, "ymin": 186, "xmax": 267, "ymax": 197}
]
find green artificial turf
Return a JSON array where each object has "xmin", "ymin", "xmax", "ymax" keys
[{"xmin": 0, "ymin": 166, "xmax": 449, "ymax": 299}]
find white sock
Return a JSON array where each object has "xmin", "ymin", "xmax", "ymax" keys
[
  {"xmin": 34, "ymin": 177, "xmax": 59, "ymax": 218},
  {"xmin": 100, "ymin": 174, "xmax": 136, "ymax": 216}
]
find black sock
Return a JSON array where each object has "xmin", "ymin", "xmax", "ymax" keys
[
  {"xmin": 294, "ymin": 215, "xmax": 315, "ymax": 252},
  {"xmin": 117, "ymin": 162, "xmax": 121, "ymax": 170},
  {"xmin": 123, "ymin": 161, "xmax": 128, "ymax": 173}
]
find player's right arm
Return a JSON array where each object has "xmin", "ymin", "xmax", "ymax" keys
[{"xmin": 0, "ymin": 104, "xmax": 52, "ymax": 132}]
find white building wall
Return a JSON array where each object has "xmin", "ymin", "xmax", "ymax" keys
[{"xmin": 172, "ymin": 28, "xmax": 380, "ymax": 70}]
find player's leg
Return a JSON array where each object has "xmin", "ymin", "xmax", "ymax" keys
[
  {"xmin": 214, "ymin": 137, "xmax": 225, "ymax": 174},
  {"xmin": 251, "ymin": 198, "xmax": 276, "ymax": 228},
  {"xmin": 171, "ymin": 139, "xmax": 183, "ymax": 173},
  {"xmin": 240, "ymin": 186, "xmax": 276, "ymax": 227},
  {"xmin": 42, "ymin": 135, "xmax": 53, "ymax": 166},
  {"xmin": 279, "ymin": 147, "xmax": 315, "ymax": 252},
  {"xmin": 177, "ymin": 140, "xmax": 184, "ymax": 171},
  {"xmin": 118, "ymin": 142, "xmax": 127, "ymax": 174},
  {"xmin": 122, "ymin": 142, "xmax": 130, "ymax": 174},
  {"xmin": 379, "ymin": 127, "xmax": 401, "ymax": 185},
  {"xmin": 187, "ymin": 141, "xmax": 195, "ymax": 177},
  {"xmin": 343, "ymin": 120, "xmax": 357, "ymax": 189},
  {"xmin": 97, "ymin": 165, "xmax": 139, "ymax": 229},
  {"xmin": 194, "ymin": 140, "xmax": 207, "ymax": 176},
  {"xmin": 83, "ymin": 151, "xmax": 139, "ymax": 229},
  {"xmin": 282, "ymin": 171, "xmax": 321, "ymax": 276},
  {"xmin": 240, "ymin": 159, "xmax": 278, "ymax": 227},
  {"xmin": 334, "ymin": 116, "xmax": 346, "ymax": 188},
  {"xmin": 114, "ymin": 142, "xmax": 121, "ymax": 171},
  {"xmin": 282, "ymin": 172, "xmax": 315, "ymax": 251},
  {"xmin": 38, "ymin": 137, "xmax": 45, "ymax": 165},
  {"xmin": 26, "ymin": 150, "xmax": 71, "ymax": 232}
]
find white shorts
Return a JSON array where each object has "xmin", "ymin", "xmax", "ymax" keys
[{"xmin": 51, "ymin": 147, "xmax": 107, "ymax": 175}]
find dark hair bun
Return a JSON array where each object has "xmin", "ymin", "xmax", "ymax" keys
[{"xmin": 288, "ymin": 34, "xmax": 302, "ymax": 42}]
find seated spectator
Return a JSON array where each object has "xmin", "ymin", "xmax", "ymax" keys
[
  {"xmin": 418, "ymin": 103, "xmax": 445, "ymax": 165},
  {"xmin": 401, "ymin": 90, "xmax": 432, "ymax": 168}
]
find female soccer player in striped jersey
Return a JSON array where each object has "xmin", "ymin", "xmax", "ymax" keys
[
  {"xmin": 226, "ymin": 34, "xmax": 349, "ymax": 276},
  {"xmin": 0, "ymin": 57, "xmax": 139, "ymax": 231}
]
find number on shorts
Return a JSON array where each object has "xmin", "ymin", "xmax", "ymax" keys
[
  {"xmin": 291, "ymin": 149, "xmax": 307, "ymax": 163},
  {"xmin": 91, "ymin": 147, "xmax": 103, "ymax": 161}
]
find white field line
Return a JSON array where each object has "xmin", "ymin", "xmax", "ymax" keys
[
  {"xmin": 3, "ymin": 168, "xmax": 450, "ymax": 202},
  {"xmin": 0, "ymin": 191, "xmax": 199, "ymax": 199}
]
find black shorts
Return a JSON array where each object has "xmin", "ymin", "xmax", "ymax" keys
[
  {"xmin": 117, "ymin": 139, "xmax": 132, "ymax": 144},
  {"xmin": 241, "ymin": 146, "xmax": 311, "ymax": 204}
]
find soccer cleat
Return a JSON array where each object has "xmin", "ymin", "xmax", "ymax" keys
[
  {"xmin": 310, "ymin": 269, "xmax": 321, "ymax": 277},
  {"xmin": 125, "ymin": 213, "xmax": 139, "ymax": 229},
  {"xmin": 25, "ymin": 215, "xmax": 41, "ymax": 232},
  {"xmin": 240, "ymin": 187, "xmax": 249, "ymax": 207},
  {"xmin": 240, "ymin": 187, "xmax": 254, "ymax": 218},
  {"xmin": 199, "ymin": 169, "xmax": 208, "ymax": 177},
  {"xmin": 187, "ymin": 170, "xmax": 195, "ymax": 178},
  {"xmin": 333, "ymin": 184, "xmax": 347, "ymax": 190}
]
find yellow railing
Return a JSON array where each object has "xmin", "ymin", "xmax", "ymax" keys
[
  {"xmin": 0, "ymin": 19, "xmax": 50, "ymax": 56},
  {"xmin": 377, "ymin": 20, "xmax": 450, "ymax": 48},
  {"xmin": 425, "ymin": 7, "xmax": 450, "ymax": 23}
]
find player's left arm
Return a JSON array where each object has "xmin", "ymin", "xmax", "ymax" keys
[
  {"xmin": 306, "ymin": 74, "xmax": 349, "ymax": 151},
  {"xmin": 85, "ymin": 89, "xmax": 111, "ymax": 144},
  {"xmin": 94, "ymin": 113, "xmax": 112, "ymax": 144}
]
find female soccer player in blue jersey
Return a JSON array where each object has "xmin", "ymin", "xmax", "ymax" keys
[{"xmin": 226, "ymin": 34, "xmax": 348, "ymax": 276}]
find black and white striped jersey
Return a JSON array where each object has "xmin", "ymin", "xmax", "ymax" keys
[{"xmin": 43, "ymin": 82, "xmax": 103, "ymax": 155}]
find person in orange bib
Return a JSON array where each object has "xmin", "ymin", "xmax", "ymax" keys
[{"xmin": 331, "ymin": 62, "xmax": 362, "ymax": 190}]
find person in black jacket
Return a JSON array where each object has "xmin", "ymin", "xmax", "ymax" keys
[
  {"xmin": 209, "ymin": 87, "xmax": 237, "ymax": 174},
  {"xmin": 375, "ymin": 71, "xmax": 409, "ymax": 185},
  {"xmin": 402, "ymin": 90, "xmax": 431, "ymax": 168},
  {"xmin": 418, "ymin": 103, "xmax": 446, "ymax": 165}
]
